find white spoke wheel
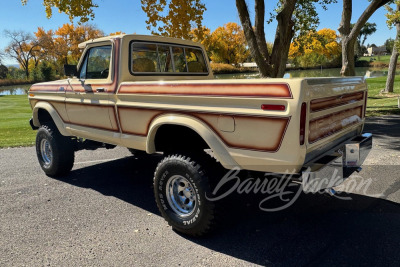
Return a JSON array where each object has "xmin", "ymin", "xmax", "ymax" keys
[
  {"xmin": 35, "ymin": 124, "xmax": 75, "ymax": 177},
  {"xmin": 154, "ymin": 154, "xmax": 217, "ymax": 236}
]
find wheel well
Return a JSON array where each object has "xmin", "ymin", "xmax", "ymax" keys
[
  {"xmin": 154, "ymin": 125, "xmax": 209, "ymax": 153},
  {"xmin": 37, "ymin": 108, "xmax": 54, "ymax": 126}
]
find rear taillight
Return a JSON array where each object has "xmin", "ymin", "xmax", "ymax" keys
[
  {"xmin": 261, "ymin": 104, "xmax": 286, "ymax": 111},
  {"xmin": 363, "ymin": 91, "xmax": 368, "ymax": 118},
  {"xmin": 300, "ymin": 102, "xmax": 307, "ymax": 145}
]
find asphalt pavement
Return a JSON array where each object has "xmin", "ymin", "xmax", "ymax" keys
[{"xmin": 0, "ymin": 116, "xmax": 399, "ymax": 266}]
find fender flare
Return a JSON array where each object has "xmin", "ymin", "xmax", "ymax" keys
[
  {"xmin": 146, "ymin": 114, "xmax": 238, "ymax": 169},
  {"xmin": 32, "ymin": 101, "xmax": 70, "ymax": 136}
]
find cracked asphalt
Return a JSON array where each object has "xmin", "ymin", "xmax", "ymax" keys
[{"xmin": 1, "ymin": 116, "xmax": 399, "ymax": 266}]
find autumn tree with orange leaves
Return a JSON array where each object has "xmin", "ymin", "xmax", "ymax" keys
[
  {"xmin": 207, "ymin": 23, "xmax": 249, "ymax": 65},
  {"xmin": 288, "ymin": 28, "xmax": 341, "ymax": 68},
  {"xmin": 53, "ymin": 23, "xmax": 104, "ymax": 65},
  {"xmin": 141, "ymin": 0, "xmax": 206, "ymax": 39}
]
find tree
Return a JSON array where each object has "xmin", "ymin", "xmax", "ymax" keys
[
  {"xmin": 207, "ymin": 23, "xmax": 249, "ymax": 65},
  {"xmin": 385, "ymin": 37, "xmax": 395, "ymax": 53},
  {"xmin": 3, "ymin": 30, "xmax": 40, "ymax": 78},
  {"xmin": 53, "ymin": 23, "xmax": 104, "ymax": 65},
  {"xmin": 236, "ymin": 0, "xmax": 336, "ymax": 78},
  {"xmin": 338, "ymin": 0, "xmax": 391, "ymax": 76},
  {"xmin": 0, "ymin": 51, "xmax": 4, "ymax": 65},
  {"xmin": 0, "ymin": 64, "xmax": 8, "ymax": 79},
  {"xmin": 189, "ymin": 26, "xmax": 214, "ymax": 59},
  {"xmin": 358, "ymin": 22, "xmax": 377, "ymax": 46},
  {"xmin": 141, "ymin": 0, "xmax": 206, "ymax": 39},
  {"xmin": 353, "ymin": 22, "xmax": 377, "ymax": 56},
  {"xmin": 21, "ymin": 0, "xmax": 97, "ymax": 23},
  {"xmin": 289, "ymin": 28, "xmax": 341, "ymax": 68},
  {"xmin": 384, "ymin": 1, "xmax": 400, "ymax": 93}
]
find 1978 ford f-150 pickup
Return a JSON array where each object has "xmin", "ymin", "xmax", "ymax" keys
[{"xmin": 28, "ymin": 34, "xmax": 372, "ymax": 236}]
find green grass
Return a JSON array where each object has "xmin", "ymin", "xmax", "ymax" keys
[
  {"xmin": 359, "ymin": 55, "xmax": 391, "ymax": 64},
  {"xmin": 0, "ymin": 95, "xmax": 36, "ymax": 148},
  {"xmin": 365, "ymin": 76, "xmax": 400, "ymax": 117},
  {"xmin": 0, "ymin": 76, "xmax": 399, "ymax": 148}
]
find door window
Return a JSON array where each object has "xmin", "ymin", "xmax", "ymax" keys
[{"xmin": 79, "ymin": 45, "xmax": 112, "ymax": 79}]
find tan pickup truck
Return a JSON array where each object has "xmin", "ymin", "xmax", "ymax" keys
[{"xmin": 28, "ymin": 34, "xmax": 372, "ymax": 236}]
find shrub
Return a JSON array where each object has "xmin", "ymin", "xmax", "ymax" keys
[
  {"xmin": 0, "ymin": 64, "xmax": 8, "ymax": 79},
  {"xmin": 31, "ymin": 67, "xmax": 43, "ymax": 82},
  {"xmin": 355, "ymin": 60, "xmax": 370, "ymax": 67},
  {"xmin": 39, "ymin": 61, "xmax": 56, "ymax": 81}
]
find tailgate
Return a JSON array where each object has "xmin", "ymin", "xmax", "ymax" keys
[{"xmin": 303, "ymin": 77, "xmax": 367, "ymax": 163}]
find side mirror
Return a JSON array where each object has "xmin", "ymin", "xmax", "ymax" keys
[{"xmin": 64, "ymin": 64, "xmax": 78, "ymax": 77}]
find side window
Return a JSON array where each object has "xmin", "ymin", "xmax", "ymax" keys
[
  {"xmin": 185, "ymin": 48, "xmax": 208, "ymax": 73},
  {"xmin": 172, "ymin": 46, "xmax": 187, "ymax": 73},
  {"xmin": 130, "ymin": 42, "xmax": 208, "ymax": 75},
  {"xmin": 80, "ymin": 45, "xmax": 112, "ymax": 79},
  {"xmin": 131, "ymin": 43, "xmax": 158, "ymax": 72}
]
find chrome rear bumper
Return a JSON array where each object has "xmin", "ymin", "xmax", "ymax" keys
[{"xmin": 302, "ymin": 133, "xmax": 372, "ymax": 192}]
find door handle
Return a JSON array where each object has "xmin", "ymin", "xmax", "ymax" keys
[{"xmin": 96, "ymin": 87, "xmax": 106, "ymax": 92}]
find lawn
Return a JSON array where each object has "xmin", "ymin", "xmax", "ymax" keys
[
  {"xmin": 365, "ymin": 76, "xmax": 400, "ymax": 117},
  {"xmin": 359, "ymin": 55, "xmax": 391, "ymax": 64},
  {"xmin": 0, "ymin": 95, "xmax": 36, "ymax": 148},
  {"xmin": 0, "ymin": 76, "xmax": 399, "ymax": 148}
]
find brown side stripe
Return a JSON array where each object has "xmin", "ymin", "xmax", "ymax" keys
[{"xmin": 118, "ymin": 83, "xmax": 292, "ymax": 98}]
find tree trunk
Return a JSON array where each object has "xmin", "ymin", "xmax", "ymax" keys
[
  {"xmin": 236, "ymin": 0, "xmax": 296, "ymax": 78},
  {"xmin": 236, "ymin": 0, "xmax": 272, "ymax": 77},
  {"xmin": 270, "ymin": 0, "xmax": 296, "ymax": 77},
  {"xmin": 384, "ymin": 13, "xmax": 400, "ymax": 93},
  {"xmin": 339, "ymin": 0, "xmax": 390, "ymax": 76},
  {"xmin": 341, "ymin": 37, "xmax": 357, "ymax": 76}
]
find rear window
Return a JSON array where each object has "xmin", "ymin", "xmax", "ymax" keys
[{"xmin": 130, "ymin": 42, "xmax": 208, "ymax": 75}]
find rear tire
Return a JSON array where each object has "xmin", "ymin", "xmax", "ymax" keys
[
  {"xmin": 35, "ymin": 124, "xmax": 74, "ymax": 177},
  {"xmin": 154, "ymin": 154, "xmax": 217, "ymax": 236}
]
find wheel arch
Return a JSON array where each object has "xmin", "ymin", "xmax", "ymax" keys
[
  {"xmin": 32, "ymin": 101, "xmax": 70, "ymax": 136},
  {"xmin": 146, "ymin": 114, "xmax": 238, "ymax": 169}
]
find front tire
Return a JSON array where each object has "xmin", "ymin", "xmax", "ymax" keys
[
  {"xmin": 35, "ymin": 125, "xmax": 74, "ymax": 177},
  {"xmin": 154, "ymin": 154, "xmax": 216, "ymax": 236}
]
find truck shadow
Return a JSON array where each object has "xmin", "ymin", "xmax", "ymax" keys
[
  {"xmin": 364, "ymin": 115, "xmax": 400, "ymax": 151},
  {"xmin": 58, "ymin": 154, "xmax": 400, "ymax": 266}
]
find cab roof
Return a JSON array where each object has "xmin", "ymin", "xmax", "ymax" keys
[{"xmin": 78, "ymin": 34, "xmax": 202, "ymax": 49}]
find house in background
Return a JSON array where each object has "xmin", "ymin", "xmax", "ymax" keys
[{"xmin": 363, "ymin": 46, "xmax": 388, "ymax": 57}]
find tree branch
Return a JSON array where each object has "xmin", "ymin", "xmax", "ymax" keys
[{"xmin": 349, "ymin": 0, "xmax": 391, "ymax": 40}]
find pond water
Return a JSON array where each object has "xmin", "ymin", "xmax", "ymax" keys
[
  {"xmin": 0, "ymin": 84, "xmax": 31, "ymax": 96},
  {"xmin": 0, "ymin": 67, "xmax": 395, "ymax": 95}
]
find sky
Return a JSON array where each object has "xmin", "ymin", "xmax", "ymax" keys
[{"xmin": 0, "ymin": 0, "xmax": 396, "ymax": 65}]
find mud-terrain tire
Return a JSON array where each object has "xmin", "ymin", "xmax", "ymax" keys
[
  {"xmin": 35, "ymin": 124, "xmax": 74, "ymax": 177},
  {"xmin": 154, "ymin": 154, "xmax": 217, "ymax": 236}
]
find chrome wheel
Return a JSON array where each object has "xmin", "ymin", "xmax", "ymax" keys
[
  {"xmin": 166, "ymin": 175, "xmax": 197, "ymax": 216},
  {"xmin": 40, "ymin": 139, "xmax": 53, "ymax": 168}
]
